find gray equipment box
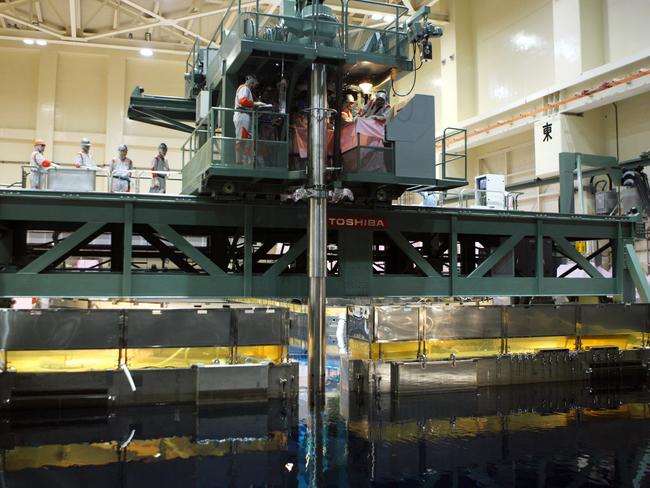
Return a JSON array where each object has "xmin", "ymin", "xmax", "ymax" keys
[{"xmin": 46, "ymin": 168, "xmax": 96, "ymax": 191}]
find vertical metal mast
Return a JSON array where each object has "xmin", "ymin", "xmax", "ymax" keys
[{"xmin": 307, "ymin": 62, "xmax": 327, "ymax": 403}]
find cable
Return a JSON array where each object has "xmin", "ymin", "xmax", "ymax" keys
[{"xmin": 391, "ymin": 42, "xmax": 421, "ymax": 98}]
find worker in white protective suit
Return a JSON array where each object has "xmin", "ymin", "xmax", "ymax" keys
[
  {"xmin": 110, "ymin": 144, "xmax": 133, "ymax": 193},
  {"xmin": 150, "ymin": 143, "xmax": 170, "ymax": 193},
  {"xmin": 74, "ymin": 138, "xmax": 99, "ymax": 169},
  {"xmin": 234, "ymin": 74, "xmax": 262, "ymax": 164},
  {"xmin": 29, "ymin": 139, "xmax": 52, "ymax": 190},
  {"xmin": 359, "ymin": 90, "xmax": 391, "ymax": 122}
]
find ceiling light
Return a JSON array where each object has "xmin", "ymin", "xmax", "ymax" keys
[
  {"xmin": 36, "ymin": 39, "xmax": 47, "ymax": 46},
  {"xmin": 359, "ymin": 82, "xmax": 373, "ymax": 94},
  {"xmin": 23, "ymin": 39, "xmax": 34, "ymax": 45},
  {"xmin": 140, "ymin": 48, "xmax": 154, "ymax": 57},
  {"xmin": 383, "ymin": 15, "xmax": 395, "ymax": 22},
  {"xmin": 371, "ymin": 13, "xmax": 382, "ymax": 21}
]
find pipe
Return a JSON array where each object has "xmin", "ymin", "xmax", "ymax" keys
[
  {"xmin": 121, "ymin": 363, "xmax": 137, "ymax": 392},
  {"xmin": 577, "ymin": 154, "xmax": 585, "ymax": 214},
  {"xmin": 307, "ymin": 63, "xmax": 327, "ymax": 404},
  {"xmin": 439, "ymin": 68, "xmax": 650, "ymax": 147}
]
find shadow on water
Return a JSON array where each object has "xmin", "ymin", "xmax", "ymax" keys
[{"xmin": 2, "ymin": 371, "xmax": 650, "ymax": 486}]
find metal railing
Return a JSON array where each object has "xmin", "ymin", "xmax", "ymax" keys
[
  {"xmin": 182, "ymin": 106, "xmax": 289, "ymax": 171},
  {"xmin": 206, "ymin": 0, "xmax": 409, "ymax": 60},
  {"xmin": 435, "ymin": 127, "xmax": 467, "ymax": 181},
  {"xmin": 20, "ymin": 165, "xmax": 183, "ymax": 194},
  {"xmin": 459, "ymin": 189, "xmax": 524, "ymax": 211},
  {"xmin": 341, "ymin": 132, "xmax": 394, "ymax": 174}
]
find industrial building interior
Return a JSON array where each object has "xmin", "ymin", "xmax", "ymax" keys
[{"xmin": 0, "ymin": 0, "xmax": 650, "ymax": 486}]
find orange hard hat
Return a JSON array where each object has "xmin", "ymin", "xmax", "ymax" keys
[{"xmin": 34, "ymin": 139, "xmax": 46, "ymax": 146}]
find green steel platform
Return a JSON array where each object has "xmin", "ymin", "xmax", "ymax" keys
[{"xmin": 0, "ymin": 189, "xmax": 646, "ymax": 301}]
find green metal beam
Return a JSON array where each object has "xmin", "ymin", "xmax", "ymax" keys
[
  {"xmin": 263, "ymin": 235, "xmax": 307, "ymax": 277},
  {"xmin": 467, "ymin": 231, "xmax": 525, "ymax": 278},
  {"xmin": 552, "ymin": 235, "xmax": 602, "ymax": 278},
  {"xmin": 18, "ymin": 221, "xmax": 105, "ymax": 274},
  {"xmin": 624, "ymin": 242, "xmax": 650, "ymax": 303},
  {"xmin": 151, "ymin": 223, "xmax": 226, "ymax": 276},
  {"xmin": 386, "ymin": 228, "xmax": 440, "ymax": 277},
  {"xmin": 0, "ymin": 190, "xmax": 640, "ymax": 299},
  {"xmin": 123, "ymin": 203, "xmax": 133, "ymax": 295}
]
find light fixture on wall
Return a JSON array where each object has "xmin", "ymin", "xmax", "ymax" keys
[
  {"xmin": 383, "ymin": 15, "xmax": 395, "ymax": 23},
  {"xmin": 23, "ymin": 39, "xmax": 35, "ymax": 45},
  {"xmin": 371, "ymin": 13, "xmax": 382, "ymax": 20},
  {"xmin": 36, "ymin": 39, "xmax": 47, "ymax": 46}
]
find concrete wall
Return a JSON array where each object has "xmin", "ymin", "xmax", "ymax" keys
[
  {"xmin": 471, "ymin": 0, "xmax": 555, "ymax": 114},
  {"xmin": 604, "ymin": 0, "xmax": 650, "ymax": 63},
  {"xmin": 0, "ymin": 41, "xmax": 186, "ymax": 193}
]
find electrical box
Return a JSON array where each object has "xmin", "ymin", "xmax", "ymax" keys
[
  {"xmin": 474, "ymin": 174, "xmax": 505, "ymax": 209},
  {"xmin": 196, "ymin": 90, "xmax": 210, "ymax": 123}
]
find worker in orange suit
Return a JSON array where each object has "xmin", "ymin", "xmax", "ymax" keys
[
  {"xmin": 341, "ymin": 94, "xmax": 356, "ymax": 124},
  {"xmin": 29, "ymin": 139, "xmax": 52, "ymax": 190},
  {"xmin": 234, "ymin": 74, "xmax": 260, "ymax": 164}
]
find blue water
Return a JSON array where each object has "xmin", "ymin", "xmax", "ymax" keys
[{"xmin": 2, "ymin": 360, "xmax": 650, "ymax": 487}]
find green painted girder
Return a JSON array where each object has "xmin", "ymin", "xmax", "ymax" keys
[
  {"xmin": 341, "ymin": 173, "xmax": 467, "ymax": 190},
  {"xmin": 0, "ymin": 189, "xmax": 641, "ymax": 299}
]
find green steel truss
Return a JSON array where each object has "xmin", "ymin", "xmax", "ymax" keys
[{"xmin": 0, "ymin": 189, "xmax": 646, "ymax": 300}]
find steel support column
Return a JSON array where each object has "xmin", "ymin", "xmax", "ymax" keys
[{"xmin": 307, "ymin": 63, "xmax": 327, "ymax": 402}]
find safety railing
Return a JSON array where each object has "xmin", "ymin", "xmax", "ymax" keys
[
  {"xmin": 206, "ymin": 0, "xmax": 409, "ymax": 61},
  {"xmin": 20, "ymin": 165, "xmax": 183, "ymax": 194},
  {"xmin": 458, "ymin": 188, "xmax": 524, "ymax": 211},
  {"xmin": 341, "ymin": 132, "xmax": 394, "ymax": 175},
  {"xmin": 435, "ymin": 127, "xmax": 467, "ymax": 181},
  {"xmin": 185, "ymin": 38, "xmax": 201, "ymax": 80},
  {"xmin": 182, "ymin": 106, "xmax": 289, "ymax": 172}
]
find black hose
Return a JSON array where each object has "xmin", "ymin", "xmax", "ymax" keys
[{"xmin": 391, "ymin": 43, "xmax": 421, "ymax": 98}]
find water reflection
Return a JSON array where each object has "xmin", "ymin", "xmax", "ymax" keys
[{"xmin": 2, "ymin": 381, "xmax": 650, "ymax": 486}]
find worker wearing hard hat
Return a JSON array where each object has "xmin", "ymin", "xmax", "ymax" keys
[
  {"xmin": 341, "ymin": 94, "xmax": 356, "ymax": 124},
  {"xmin": 74, "ymin": 138, "xmax": 98, "ymax": 169},
  {"xmin": 234, "ymin": 74, "xmax": 265, "ymax": 164},
  {"xmin": 109, "ymin": 144, "xmax": 133, "ymax": 193},
  {"xmin": 150, "ymin": 143, "xmax": 170, "ymax": 193},
  {"xmin": 360, "ymin": 90, "xmax": 391, "ymax": 122},
  {"xmin": 29, "ymin": 139, "xmax": 52, "ymax": 190}
]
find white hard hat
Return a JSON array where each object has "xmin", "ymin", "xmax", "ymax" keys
[
  {"xmin": 118, "ymin": 144, "xmax": 128, "ymax": 152},
  {"xmin": 81, "ymin": 137, "xmax": 91, "ymax": 147},
  {"xmin": 376, "ymin": 91, "xmax": 387, "ymax": 101},
  {"xmin": 345, "ymin": 94, "xmax": 355, "ymax": 103}
]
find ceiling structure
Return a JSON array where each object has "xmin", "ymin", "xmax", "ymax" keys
[{"xmin": 0, "ymin": 0, "xmax": 448, "ymax": 55}]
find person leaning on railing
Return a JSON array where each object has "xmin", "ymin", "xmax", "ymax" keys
[
  {"xmin": 74, "ymin": 138, "xmax": 103, "ymax": 169},
  {"xmin": 110, "ymin": 144, "xmax": 133, "ymax": 193}
]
